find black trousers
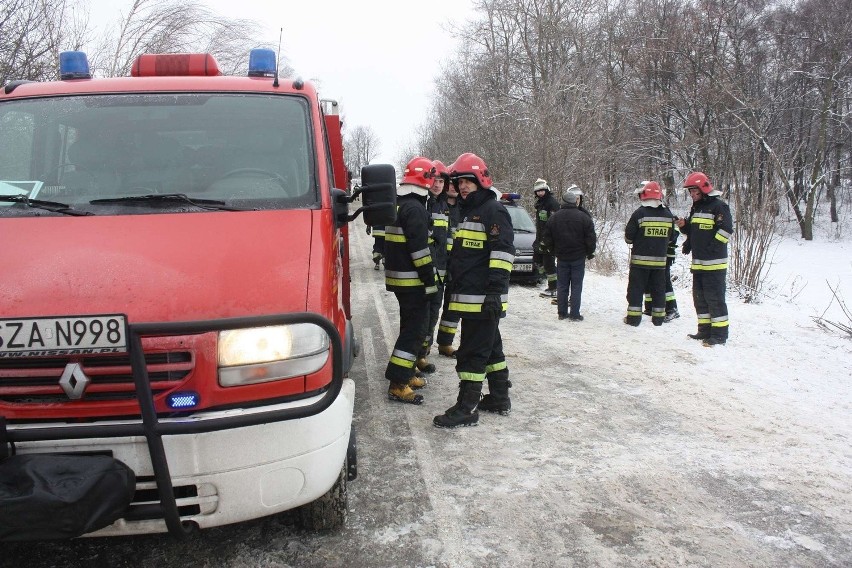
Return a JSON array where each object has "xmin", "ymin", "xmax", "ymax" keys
[
  {"xmin": 436, "ymin": 280, "xmax": 460, "ymax": 348},
  {"xmin": 421, "ymin": 280, "xmax": 444, "ymax": 356},
  {"xmin": 644, "ymin": 263, "xmax": 678, "ymax": 313},
  {"xmin": 627, "ymin": 267, "xmax": 666, "ymax": 325},
  {"xmin": 372, "ymin": 236, "xmax": 384, "ymax": 260},
  {"xmin": 692, "ymin": 270, "xmax": 729, "ymax": 339},
  {"xmin": 533, "ymin": 249, "xmax": 557, "ymax": 289},
  {"xmin": 385, "ymin": 290, "xmax": 429, "ymax": 383},
  {"xmin": 455, "ymin": 317, "xmax": 507, "ymax": 382}
]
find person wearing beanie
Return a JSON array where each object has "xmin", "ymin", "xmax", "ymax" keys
[
  {"xmin": 532, "ymin": 178, "xmax": 560, "ymax": 299},
  {"xmin": 384, "ymin": 156, "xmax": 439, "ymax": 404},
  {"xmin": 541, "ymin": 186, "xmax": 596, "ymax": 321},
  {"xmin": 624, "ymin": 181, "xmax": 676, "ymax": 327}
]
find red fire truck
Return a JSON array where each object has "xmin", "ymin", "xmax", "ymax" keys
[{"xmin": 0, "ymin": 49, "xmax": 396, "ymax": 539}]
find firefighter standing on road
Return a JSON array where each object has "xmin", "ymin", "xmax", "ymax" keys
[
  {"xmin": 434, "ymin": 153, "xmax": 515, "ymax": 428},
  {"xmin": 384, "ymin": 157, "xmax": 439, "ymax": 404},
  {"xmin": 624, "ymin": 181, "xmax": 675, "ymax": 327},
  {"xmin": 435, "ymin": 170, "xmax": 461, "ymax": 357},
  {"xmin": 677, "ymin": 171, "xmax": 733, "ymax": 346},
  {"xmin": 643, "ymin": 186, "xmax": 680, "ymax": 321},
  {"xmin": 419, "ymin": 159, "xmax": 451, "ymax": 373},
  {"xmin": 366, "ymin": 224, "xmax": 385, "ymax": 270},
  {"xmin": 533, "ymin": 178, "xmax": 560, "ymax": 299}
]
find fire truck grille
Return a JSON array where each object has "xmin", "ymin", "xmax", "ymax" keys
[{"xmin": 0, "ymin": 352, "xmax": 194, "ymax": 404}]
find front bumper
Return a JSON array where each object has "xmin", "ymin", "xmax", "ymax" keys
[{"xmin": 3, "ymin": 313, "xmax": 349, "ymax": 538}]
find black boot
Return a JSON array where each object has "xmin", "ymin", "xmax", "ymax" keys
[
  {"xmin": 433, "ymin": 381, "xmax": 482, "ymax": 428},
  {"xmin": 480, "ymin": 377, "xmax": 511, "ymax": 416},
  {"xmin": 688, "ymin": 326, "xmax": 710, "ymax": 340}
]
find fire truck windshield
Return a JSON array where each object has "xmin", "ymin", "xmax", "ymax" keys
[{"xmin": 0, "ymin": 93, "xmax": 317, "ymax": 215}]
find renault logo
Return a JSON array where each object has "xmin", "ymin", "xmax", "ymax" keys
[{"xmin": 59, "ymin": 363, "xmax": 90, "ymax": 400}]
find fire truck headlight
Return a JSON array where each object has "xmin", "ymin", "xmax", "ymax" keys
[{"xmin": 217, "ymin": 324, "xmax": 329, "ymax": 387}]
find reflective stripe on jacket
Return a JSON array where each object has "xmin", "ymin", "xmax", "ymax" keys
[
  {"xmin": 680, "ymin": 195, "xmax": 734, "ymax": 271},
  {"xmin": 384, "ymin": 195, "xmax": 437, "ymax": 292},
  {"xmin": 446, "ymin": 189, "xmax": 515, "ymax": 318}
]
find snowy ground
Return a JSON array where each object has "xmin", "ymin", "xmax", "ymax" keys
[{"xmin": 343, "ymin": 215, "xmax": 852, "ymax": 566}]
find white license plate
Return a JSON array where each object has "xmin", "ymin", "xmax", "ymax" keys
[
  {"xmin": 514, "ymin": 263, "xmax": 533, "ymax": 272},
  {"xmin": 0, "ymin": 315, "xmax": 128, "ymax": 356}
]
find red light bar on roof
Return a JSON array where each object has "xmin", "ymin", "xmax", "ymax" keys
[{"xmin": 131, "ymin": 53, "xmax": 221, "ymax": 77}]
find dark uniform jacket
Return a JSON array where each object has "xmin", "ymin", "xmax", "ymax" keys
[
  {"xmin": 679, "ymin": 195, "xmax": 733, "ymax": 271},
  {"xmin": 534, "ymin": 192, "xmax": 560, "ymax": 247},
  {"xmin": 384, "ymin": 193, "xmax": 437, "ymax": 293},
  {"xmin": 541, "ymin": 202, "xmax": 596, "ymax": 261},
  {"xmin": 427, "ymin": 192, "xmax": 450, "ymax": 279},
  {"xmin": 625, "ymin": 204, "xmax": 675, "ymax": 269},
  {"xmin": 446, "ymin": 198, "xmax": 460, "ymax": 254},
  {"xmin": 446, "ymin": 189, "xmax": 515, "ymax": 318}
]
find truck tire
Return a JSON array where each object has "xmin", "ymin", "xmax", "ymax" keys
[{"xmin": 295, "ymin": 458, "xmax": 348, "ymax": 530}]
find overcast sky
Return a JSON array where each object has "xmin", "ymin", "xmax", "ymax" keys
[{"xmin": 85, "ymin": 0, "xmax": 476, "ymax": 166}]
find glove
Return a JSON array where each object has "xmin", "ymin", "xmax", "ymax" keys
[
  {"xmin": 366, "ymin": 225, "xmax": 372, "ymax": 235},
  {"xmin": 682, "ymin": 241, "xmax": 691, "ymax": 255},
  {"xmin": 586, "ymin": 253, "xmax": 595, "ymax": 260},
  {"xmin": 482, "ymin": 294, "xmax": 503, "ymax": 320}
]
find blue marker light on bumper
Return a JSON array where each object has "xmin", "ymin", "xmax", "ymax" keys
[{"xmin": 167, "ymin": 391, "xmax": 200, "ymax": 409}]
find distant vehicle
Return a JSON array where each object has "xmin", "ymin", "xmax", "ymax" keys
[{"xmin": 500, "ymin": 193, "xmax": 538, "ymax": 283}]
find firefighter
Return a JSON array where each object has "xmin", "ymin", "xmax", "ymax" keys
[
  {"xmin": 435, "ymin": 166, "xmax": 461, "ymax": 357},
  {"xmin": 434, "ymin": 153, "xmax": 515, "ymax": 428},
  {"xmin": 533, "ymin": 178, "xmax": 560, "ymax": 298},
  {"xmin": 624, "ymin": 181, "xmax": 675, "ymax": 327},
  {"xmin": 419, "ymin": 159, "xmax": 451, "ymax": 373},
  {"xmin": 643, "ymin": 185, "xmax": 680, "ymax": 321},
  {"xmin": 384, "ymin": 156, "xmax": 439, "ymax": 404},
  {"xmin": 676, "ymin": 171, "xmax": 734, "ymax": 346},
  {"xmin": 366, "ymin": 223, "xmax": 385, "ymax": 269}
]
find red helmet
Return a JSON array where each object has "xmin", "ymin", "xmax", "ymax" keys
[
  {"xmin": 683, "ymin": 171, "xmax": 713, "ymax": 195},
  {"xmin": 401, "ymin": 156, "xmax": 436, "ymax": 190},
  {"xmin": 636, "ymin": 180, "xmax": 663, "ymax": 201},
  {"xmin": 449, "ymin": 152, "xmax": 492, "ymax": 189},
  {"xmin": 433, "ymin": 160, "xmax": 449, "ymax": 179}
]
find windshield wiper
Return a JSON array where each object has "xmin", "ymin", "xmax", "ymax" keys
[
  {"xmin": 0, "ymin": 194, "xmax": 93, "ymax": 216},
  {"xmin": 89, "ymin": 193, "xmax": 246, "ymax": 211}
]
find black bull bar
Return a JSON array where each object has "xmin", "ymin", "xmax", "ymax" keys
[{"xmin": 0, "ymin": 312, "xmax": 344, "ymax": 538}]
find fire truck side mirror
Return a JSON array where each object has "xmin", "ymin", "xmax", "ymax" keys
[{"xmin": 347, "ymin": 164, "xmax": 397, "ymax": 226}]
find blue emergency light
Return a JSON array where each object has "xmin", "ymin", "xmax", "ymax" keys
[
  {"xmin": 167, "ymin": 391, "xmax": 200, "ymax": 410},
  {"xmin": 502, "ymin": 192, "xmax": 521, "ymax": 201},
  {"xmin": 248, "ymin": 49, "xmax": 277, "ymax": 77},
  {"xmin": 59, "ymin": 51, "xmax": 92, "ymax": 80}
]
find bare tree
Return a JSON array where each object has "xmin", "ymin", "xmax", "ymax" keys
[
  {"xmin": 91, "ymin": 0, "xmax": 277, "ymax": 78},
  {"xmin": 0, "ymin": 0, "xmax": 89, "ymax": 85},
  {"xmin": 344, "ymin": 125, "xmax": 381, "ymax": 176}
]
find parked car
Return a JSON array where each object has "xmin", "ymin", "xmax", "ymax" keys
[{"xmin": 499, "ymin": 193, "xmax": 539, "ymax": 283}]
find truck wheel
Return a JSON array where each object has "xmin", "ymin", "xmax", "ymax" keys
[{"xmin": 295, "ymin": 458, "xmax": 348, "ymax": 530}]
